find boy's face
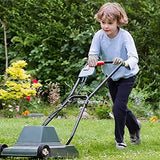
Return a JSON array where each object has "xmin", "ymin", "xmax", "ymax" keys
[{"xmin": 100, "ymin": 18, "xmax": 119, "ymax": 39}]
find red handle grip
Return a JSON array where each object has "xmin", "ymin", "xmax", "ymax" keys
[{"xmin": 97, "ymin": 61, "xmax": 105, "ymax": 66}]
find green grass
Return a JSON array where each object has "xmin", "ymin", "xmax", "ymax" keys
[{"xmin": 0, "ymin": 117, "xmax": 160, "ymax": 160}]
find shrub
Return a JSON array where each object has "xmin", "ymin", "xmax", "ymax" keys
[
  {"xmin": 89, "ymin": 96, "xmax": 112, "ymax": 119},
  {"xmin": 128, "ymin": 87, "xmax": 155, "ymax": 118},
  {"xmin": 0, "ymin": 60, "xmax": 41, "ymax": 117},
  {"xmin": 0, "ymin": 0, "xmax": 159, "ymax": 111}
]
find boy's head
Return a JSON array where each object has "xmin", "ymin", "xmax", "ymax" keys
[{"xmin": 95, "ymin": 2, "xmax": 128, "ymax": 26}]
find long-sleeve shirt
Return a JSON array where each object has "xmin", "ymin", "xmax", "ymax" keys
[{"xmin": 88, "ymin": 28, "xmax": 139, "ymax": 81}]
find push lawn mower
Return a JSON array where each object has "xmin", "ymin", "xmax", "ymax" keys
[{"xmin": 0, "ymin": 61, "xmax": 123, "ymax": 159}]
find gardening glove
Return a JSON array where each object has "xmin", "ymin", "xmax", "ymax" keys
[
  {"xmin": 88, "ymin": 56, "xmax": 98, "ymax": 67},
  {"xmin": 113, "ymin": 57, "xmax": 125, "ymax": 66}
]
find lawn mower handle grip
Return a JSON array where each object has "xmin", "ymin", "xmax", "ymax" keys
[{"xmin": 97, "ymin": 61, "xmax": 113, "ymax": 66}]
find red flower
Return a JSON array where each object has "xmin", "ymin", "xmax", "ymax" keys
[
  {"xmin": 103, "ymin": 96, "xmax": 106, "ymax": 100},
  {"xmin": 33, "ymin": 79, "xmax": 38, "ymax": 83},
  {"xmin": 26, "ymin": 96, "xmax": 30, "ymax": 101},
  {"xmin": 100, "ymin": 104, "xmax": 103, "ymax": 107}
]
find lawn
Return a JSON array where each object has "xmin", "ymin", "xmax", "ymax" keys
[{"xmin": 0, "ymin": 117, "xmax": 160, "ymax": 160}]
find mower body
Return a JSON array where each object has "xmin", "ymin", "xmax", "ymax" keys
[{"xmin": 1, "ymin": 126, "xmax": 78, "ymax": 159}]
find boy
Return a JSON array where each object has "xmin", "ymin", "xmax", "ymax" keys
[{"xmin": 88, "ymin": 2, "xmax": 141, "ymax": 149}]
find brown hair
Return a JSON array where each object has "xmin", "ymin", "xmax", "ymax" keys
[{"xmin": 94, "ymin": 2, "xmax": 128, "ymax": 26}]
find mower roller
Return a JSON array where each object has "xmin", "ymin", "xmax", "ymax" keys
[{"xmin": 0, "ymin": 61, "xmax": 122, "ymax": 159}]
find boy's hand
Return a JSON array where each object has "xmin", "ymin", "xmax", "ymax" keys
[
  {"xmin": 88, "ymin": 56, "xmax": 98, "ymax": 67},
  {"xmin": 113, "ymin": 57, "xmax": 124, "ymax": 65}
]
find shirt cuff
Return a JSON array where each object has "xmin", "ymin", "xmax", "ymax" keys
[
  {"xmin": 125, "ymin": 56, "xmax": 138, "ymax": 69},
  {"xmin": 88, "ymin": 53, "xmax": 99, "ymax": 59}
]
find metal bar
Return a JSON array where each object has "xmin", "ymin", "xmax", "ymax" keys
[
  {"xmin": 77, "ymin": 77, "xmax": 87, "ymax": 95},
  {"xmin": 68, "ymin": 78, "xmax": 81, "ymax": 97},
  {"xmin": 66, "ymin": 99, "xmax": 88, "ymax": 145},
  {"xmin": 103, "ymin": 60, "xmax": 113, "ymax": 63}
]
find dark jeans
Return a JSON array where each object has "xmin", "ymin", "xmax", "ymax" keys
[{"xmin": 107, "ymin": 76, "xmax": 140, "ymax": 143}]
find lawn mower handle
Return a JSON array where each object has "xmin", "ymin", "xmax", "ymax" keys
[
  {"xmin": 96, "ymin": 61, "xmax": 113, "ymax": 66},
  {"xmin": 66, "ymin": 62, "xmax": 123, "ymax": 145}
]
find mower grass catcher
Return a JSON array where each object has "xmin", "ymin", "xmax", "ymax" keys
[{"xmin": 0, "ymin": 61, "xmax": 122, "ymax": 159}]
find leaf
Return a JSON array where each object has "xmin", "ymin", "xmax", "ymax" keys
[{"xmin": 11, "ymin": 36, "xmax": 23, "ymax": 44}]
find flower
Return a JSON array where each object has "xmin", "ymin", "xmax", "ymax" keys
[
  {"xmin": 0, "ymin": 61, "xmax": 43, "ymax": 118},
  {"xmin": 12, "ymin": 60, "xmax": 27, "ymax": 68},
  {"xmin": 9, "ymin": 108, "xmax": 13, "ymax": 112},
  {"xmin": 26, "ymin": 96, "xmax": 30, "ymax": 101},
  {"xmin": 103, "ymin": 96, "xmax": 106, "ymax": 100},
  {"xmin": 33, "ymin": 79, "xmax": 38, "ymax": 83},
  {"xmin": 0, "ymin": 61, "xmax": 42, "ymax": 102},
  {"xmin": 8, "ymin": 105, "xmax": 12, "ymax": 108},
  {"xmin": 6, "ymin": 65, "xmax": 30, "ymax": 80},
  {"xmin": 22, "ymin": 110, "xmax": 30, "ymax": 115},
  {"xmin": 0, "ymin": 89, "xmax": 9, "ymax": 100},
  {"xmin": 32, "ymin": 83, "xmax": 42, "ymax": 88},
  {"xmin": 150, "ymin": 116, "xmax": 158, "ymax": 122},
  {"xmin": 25, "ymin": 110, "xmax": 30, "ymax": 115},
  {"xmin": 16, "ymin": 105, "xmax": 20, "ymax": 112},
  {"xmin": 21, "ymin": 112, "xmax": 25, "ymax": 115}
]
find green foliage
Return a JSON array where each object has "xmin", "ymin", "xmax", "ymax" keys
[
  {"xmin": 129, "ymin": 86, "xmax": 160, "ymax": 118},
  {"xmin": 94, "ymin": 102, "xmax": 112, "ymax": 119},
  {"xmin": 128, "ymin": 87, "xmax": 152, "ymax": 118},
  {"xmin": 0, "ymin": 0, "xmax": 159, "ymax": 109},
  {"xmin": 88, "ymin": 95, "xmax": 112, "ymax": 119},
  {"xmin": 0, "ymin": 101, "xmax": 19, "ymax": 118},
  {"xmin": 0, "ymin": 44, "xmax": 6, "ymax": 74},
  {"xmin": 0, "ymin": 0, "xmax": 97, "ymax": 80},
  {"xmin": 122, "ymin": 0, "xmax": 160, "ymax": 107}
]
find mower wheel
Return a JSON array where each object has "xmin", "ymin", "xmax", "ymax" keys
[
  {"xmin": 0, "ymin": 144, "xmax": 8, "ymax": 157},
  {"xmin": 37, "ymin": 144, "xmax": 50, "ymax": 159}
]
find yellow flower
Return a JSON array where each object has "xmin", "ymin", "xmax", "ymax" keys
[
  {"xmin": 13, "ymin": 84, "xmax": 22, "ymax": 91},
  {"xmin": 0, "ymin": 60, "xmax": 42, "ymax": 102},
  {"xmin": 0, "ymin": 89, "xmax": 8, "ymax": 95},
  {"xmin": 26, "ymin": 89, "xmax": 37, "ymax": 96},
  {"xmin": 32, "ymin": 82, "xmax": 42, "ymax": 88},
  {"xmin": 6, "ymin": 81, "xmax": 17, "ymax": 87},
  {"xmin": 12, "ymin": 60, "xmax": 27, "ymax": 68},
  {"xmin": 21, "ymin": 82, "xmax": 30, "ymax": 88},
  {"xmin": 0, "ymin": 89, "xmax": 9, "ymax": 100},
  {"xmin": 15, "ymin": 92, "xmax": 24, "ymax": 99},
  {"xmin": 6, "ymin": 61, "xmax": 30, "ymax": 80},
  {"xmin": 150, "ymin": 116, "xmax": 158, "ymax": 121},
  {"xmin": 6, "ymin": 81, "xmax": 22, "ymax": 92},
  {"xmin": 6, "ymin": 67, "xmax": 17, "ymax": 78},
  {"xmin": 21, "ymin": 88, "xmax": 36, "ymax": 96},
  {"xmin": 18, "ymin": 69, "xmax": 30, "ymax": 79}
]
